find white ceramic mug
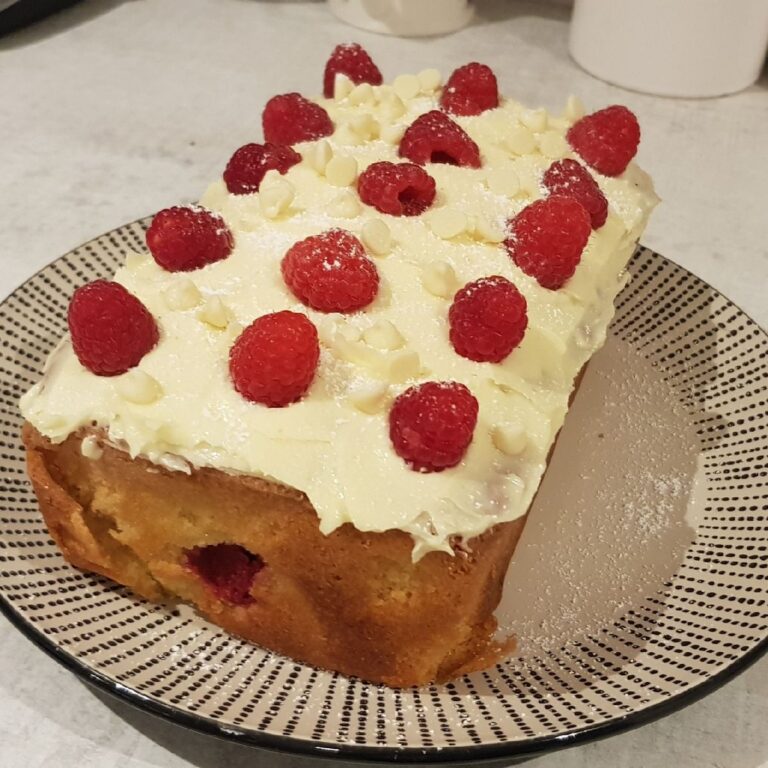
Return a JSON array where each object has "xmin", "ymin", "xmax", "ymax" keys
[
  {"xmin": 570, "ymin": 0, "xmax": 768, "ymax": 97},
  {"xmin": 328, "ymin": 0, "xmax": 473, "ymax": 37}
]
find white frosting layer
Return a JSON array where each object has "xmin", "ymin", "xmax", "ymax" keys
[{"xmin": 21, "ymin": 76, "xmax": 657, "ymax": 559}]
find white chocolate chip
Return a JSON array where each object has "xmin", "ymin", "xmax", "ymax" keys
[
  {"xmin": 360, "ymin": 219, "xmax": 392, "ymax": 256},
  {"xmin": 392, "ymin": 73, "xmax": 421, "ymax": 101},
  {"xmin": 198, "ymin": 296, "xmax": 230, "ymax": 329},
  {"xmin": 164, "ymin": 278, "xmax": 201, "ymax": 311},
  {"xmin": 379, "ymin": 123, "xmax": 405, "ymax": 145},
  {"xmin": 485, "ymin": 165, "xmax": 520, "ymax": 196},
  {"xmin": 492, "ymin": 423, "xmax": 528, "ymax": 455},
  {"xmin": 520, "ymin": 107, "xmax": 548, "ymax": 132},
  {"xmin": 378, "ymin": 92, "xmax": 406, "ymax": 122},
  {"xmin": 328, "ymin": 190, "xmax": 362, "ymax": 218},
  {"xmin": 428, "ymin": 207, "xmax": 469, "ymax": 240},
  {"xmin": 371, "ymin": 84, "xmax": 388, "ymax": 100},
  {"xmin": 80, "ymin": 435, "xmax": 103, "ymax": 460},
  {"xmin": 333, "ymin": 124, "xmax": 362, "ymax": 146},
  {"xmin": 363, "ymin": 320, "xmax": 404, "ymax": 351},
  {"xmin": 348, "ymin": 82, "xmax": 375, "ymax": 105},
  {"xmin": 505, "ymin": 126, "xmax": 536, "ymax": 155},
  {"xmin": 333, "ymin": 331, "xmax": 419, "ymax": 383},
  {"xmin": 417, "ymin": 68, "xmax": 442, "ymax": 93},
  {"xmin": 199, "ymin": 180, "xmax": 228, "ymax": 211},
  {"xmin": 259, "ymin": 177, "xmax": 295, "ymax": 218},
  {"xmin": 303, "ymin": 139, "xmax": 333, "ymax": 173},
  {"xmin": 421, "ymin": 261, "xmax": 458, "ymax": 298},
  {"xmin": 261, "ymin": 168, "xmax": 283, "ymax": 187},
  {"xmin": 564, "ymin": 94, "xmax": 585, "ymax": 122},
  {"xmin": 125, "ymin": 252, "xmax": 150, "ymax": 270},
  {"xmin": 348, "ymin": 379, "xmax": 390, "ymax": 414},
  {"xmin": 331, "ymin": 331, "xmax": 375, "ymax": 367},
  {"xmin": 546, "ymin": 116, "xmax": 571, "ymax": 133},
  {"xmin": 472, "ymin": 216, "xmax": 506, "ymax": 244},
  {"xmin": 226, "ymin": 320, "xmax": 244, "ymax": 342},
  {"xmin": 325, "ymin": 155, "xmax": 358, "ymax": 187},
  {"xmin": 154, "ymin": 453, "xmax": 192, "ymax": 474},
  {"xmin": 349, "ymin": 113, "xmax": 379, "ymax": 140},
  {"xmin": 539, "ymin": 131, "xmax": 569, "ymax": 159},
  {"xmin": 339, "ymin": 325, "xmax": 363, "ymax": 344},
  {"xmin": 334, "ymin": 73, "xmax": 354, "ymax": 100},
  {"xmin": 384, "ymin": 350, "xmax": 421, "ymax": 383},
  {"xmin": 518, "ymin": 166, "xmax": 543, "ymax": 197},
  {"xmin": 116, "ymin": 370, "xmax": 162, "ymax": 405}
]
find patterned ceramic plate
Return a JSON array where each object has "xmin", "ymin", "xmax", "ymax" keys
[{"xmin": 1, "ymin": 219, "xmax": 767, "ymax": 764}]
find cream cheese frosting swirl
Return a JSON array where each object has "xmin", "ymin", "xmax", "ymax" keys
[{"xmin": 21, "ymin": 73, "xmax": 658, "ymax": 559}]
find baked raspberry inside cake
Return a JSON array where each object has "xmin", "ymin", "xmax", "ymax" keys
[{"xmin": 20, "ymin": 45, "xmax": 657, "ymax": 687}]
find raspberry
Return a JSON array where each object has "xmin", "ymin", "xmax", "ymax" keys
[
  {"xmin": 357, "ymin": 161, "xmax": 436, "ymax": 216},
  {"xmin": 566, "ymin": 105, "xmax": 640, "ymax": 177},
  {"xmin": 389, "ymin": 381, "xmax": 478, "ymax": 472},
  {"xmin": 146, "ymin": 206, "xmax": 234, "ymax": 272},
  {"xmin": 223, "ymin": 142, "xmax": 301, "ymax": 195},
  {"xmin": 449, "ymin": 276, "xmax": 528, "ymax": 363},
  {"xmin": 262, "ymin": 93, "xmax": 334, "ymax": 145},
  {"xmin": 505, "ymin": 195, "xmax": 591, "ymax": 290},
  {"xmin": 229, "ymin": 311, "xmax": 319, "ymax": 407},
  {"xmin": 281, "ymin": 229, "xmax": 379, "ymax": 313},
  {"xmin": 67, "ymin": 280, "xmax": 159, "ymax": 376},
  {"xmin": 440, "ymin": 62, "xmax": 499, "ymax": 116},
  {"xmin": 543, "ymin": 159, "xmax": 608, "ymax": 229},
  {"xmin": 399, "ymin": 110, "xmax": 481, "ymax": 168},
  {"xmin": 323, "ymin": 43, "xmax": 383, "ymax": 98},
  {"xmin": 186, "ymin": 544, "xmax": 264, "ymax": 606}
]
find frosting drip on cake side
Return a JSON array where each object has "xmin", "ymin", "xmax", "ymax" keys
[{"xmin": 21, "ymin": 75, "xmax": 658, "ymax": 559}]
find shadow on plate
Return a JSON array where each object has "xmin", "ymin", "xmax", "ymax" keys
[
  {"xmin": 463, "ymin": 269, "xmax": 740, "ymax": 719},
  {"xmin": 494, "ymin": 334, "xmax": 705, "ymax": 662}
]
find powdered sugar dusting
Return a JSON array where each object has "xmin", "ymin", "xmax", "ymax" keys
[{"xmin": 496, "ymin": 336, "xmax": 702, "ymax": 660}]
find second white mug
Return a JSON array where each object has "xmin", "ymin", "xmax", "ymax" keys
[{"xmin": 570, "ymin": 0, "xmax": 768, "ymax": 97}]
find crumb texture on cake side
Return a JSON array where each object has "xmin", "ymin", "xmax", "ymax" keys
[{"xmin": 23, "ymin": 423, "xmax": 523, "ymax": 687}]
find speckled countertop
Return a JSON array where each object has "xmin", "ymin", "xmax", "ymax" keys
[{"xmin": 0, "ymin": 1, "xmax": 766, "ymax": 766}]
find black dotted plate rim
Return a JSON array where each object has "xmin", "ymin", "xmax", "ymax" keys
[
  {"xmin": 1, "ymin": 218, "xmax": 768, "ymax": 764},
  {"xmin": 1, "ymin": 594, "xmax": 766, "ymax": 764},
  {"xmin": 0, "ymin": 595, "xmax": 768, "ymax": 765}
]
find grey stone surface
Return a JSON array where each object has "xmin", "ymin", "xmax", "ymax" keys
[{"xmin": 1, "ymin": 1, "xmax": 766, "ymax": 766}]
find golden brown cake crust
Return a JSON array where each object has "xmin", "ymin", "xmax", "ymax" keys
[{"xmin": 23, "ymin": 422, "xmax": 525, "ymax": 687}]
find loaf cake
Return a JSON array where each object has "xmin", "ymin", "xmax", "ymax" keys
[{"xmin": 20, "ymin": 46, "xmax": 657, "ymax": 687}]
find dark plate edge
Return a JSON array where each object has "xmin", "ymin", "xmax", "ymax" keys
[{"xmin": 2, "ymin": 592, "xmax": 766, "ymax": 764}]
